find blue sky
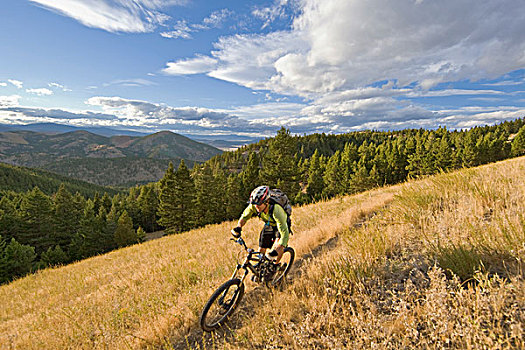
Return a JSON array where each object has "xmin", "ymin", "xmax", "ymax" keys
[{"xmin": 1, "ymin": 0, "xmax": 525, "ymax": 142}]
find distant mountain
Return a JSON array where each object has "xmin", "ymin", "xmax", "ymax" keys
[
  {"xmin": 194, "ymin": 138, "xmax": 261, "ymax": 151},
  {"xmin": 0, "ymin": 162, "xmax": 121, "ymax": 197},
  {"xmin": 0, "ymin": 130, "xmax": 222, "ymax": 187},
  {"xmin": 0, "ymin": 123, "xmax": 262, "ymax": 149},
  {"xmin": 0, "ymin": 122, "xmax": 148, "ymax": 137}
]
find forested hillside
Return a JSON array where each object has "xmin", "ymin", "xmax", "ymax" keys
[
  {"xmin": 0, "ymin": 182, "xmax": 157, "ymax": 284},
  {"xmin": 41, "ymin": 157, "xmax": 195, "ymax": 187},
  {"xmin": 1, "ymin": 118, "xmax": 525, "ymax": 284},
  {"xmin": 0, "ymin": 162, "xmax": 121, "ymax": 197}
]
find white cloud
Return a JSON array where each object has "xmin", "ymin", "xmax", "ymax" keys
[
  {"xmin": 29, "ymin": 0, "xmax": 186, "ymax": 33},
  {"xmin": 161, "ymin": 9, "xmax": 233, "ymax": 39},
  {"xmin": 163, "ymin": 55, "xmax": 218, "ymax": 75},
  {"xmin": 48, "ymin": 82, "xmax": 72, "ymax": 92},
  {"xmin": 0, "ymin": 82, "xmax": 7, "ymax": 87},
  {"xmin": 103, "ymin": 78, "xmax": 156, "ymax": 87},
  {"xmin": 291, "ymin": 0, "xmax": 525, "ymax": 88},
  {"xmin": 205, "ymin": 31, "xmax": 306, "ymax": 92},
  {"xmin": 8, "ymin": 80, "xmax": 24, "ymax": 89},
  {"xmin": 163, "ymin": 0, "xmax": 525, "ymax": 129},
  {"xmin": 160, "ymin": 20, "xmax": 193, "ymax": 39},
  {"xmin": 482, "ymin": 80, "xmax": 525, "ymax": 87},
  {"xmin": 252, "ymin": 0, "xmax": 293, "ymax": 29},
  {"xmin": 2, "ymin": 93, "xmax": 524, "ymax": 140},
  {"xmin": 0, "ymin": 95, "xmax": 21, "ymax": 107},
  {"xmin": 406, "ymin": 89, "xmax": 505, "ymax": 98},
  {"xmin": 195, "ymin": 8, "xmax": 232, "ymax": 29},
  {"xmin": 26, "ymin": 88, "xmax": 54, "ymax": 96},
  {"xmin": 217, "ymin": 101, "xmax": 305, "ymax": 120}
]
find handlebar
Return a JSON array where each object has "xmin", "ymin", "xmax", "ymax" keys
[
  {"xmin": 230, "ymin": 237, "xmax": 266, "ymax": 261},
  {"xmin": 230, "ymin": 237, "xmax": 248, "ymax": 250}
]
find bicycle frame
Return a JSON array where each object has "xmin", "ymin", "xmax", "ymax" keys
[{"xmin": 229, "ymin": 237, "xmax": 268, "ymax": 285}]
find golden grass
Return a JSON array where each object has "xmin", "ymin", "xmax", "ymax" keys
[
  {"xmin": 0, "ymin": 182, "xmax": 396, "ymax": 349},
  {"xmin": 210, "ymin": 157, "xmax": 525, "ymax": 350},
  {"xmin": 2, "ymin": 157, "xmax": 524, "ymax": 349}
]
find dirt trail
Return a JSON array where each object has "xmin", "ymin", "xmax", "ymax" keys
[{"xmin": 168, "ymin": 211, "xmax": 380, "ymax": 350}]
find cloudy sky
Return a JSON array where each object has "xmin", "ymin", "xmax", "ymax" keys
[{"xmin": 1, "ymin": 0, "xmax": 525, "ymax": 141}]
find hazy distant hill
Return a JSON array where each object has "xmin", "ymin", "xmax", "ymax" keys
[
  {"xmin": 0, "ymin": 130, "xmax": 221, "ymax": 187},
  {"xmin": 0, "ymin": 122, "xmax": 261, "ymax": 149},
  {"xmin": 0, "ymin": 122, "xmax": 148, "ymax": 137}
]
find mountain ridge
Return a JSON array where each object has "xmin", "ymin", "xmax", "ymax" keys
[{"xmin": 0, "ymin": 129, "xmax": 222, "ymax": 187}]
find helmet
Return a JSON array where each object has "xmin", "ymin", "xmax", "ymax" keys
[{"xmin": 249, "ymin": 186, "xmax": 270, "ymax": 205}]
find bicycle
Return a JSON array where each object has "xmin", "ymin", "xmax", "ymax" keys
[{"xmin": 199, "ymin": 236, "xmax": 295, "ymax": 332}]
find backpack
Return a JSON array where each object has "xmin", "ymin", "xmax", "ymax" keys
[{"xmin": 268, "ymin": 188, "xmax": 293, "ymax": 234}]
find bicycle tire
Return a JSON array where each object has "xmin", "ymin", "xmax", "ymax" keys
[
  {"xmin": 269, "ymin": 247, "xmax": 295, "ymax": 287},
  {"xmin": 200, "ymin": 278, "xmax": 245, "ymax": 332}
]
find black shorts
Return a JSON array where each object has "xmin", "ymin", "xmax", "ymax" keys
[{"xmin": 259, "ymin": 224, "xmax": 280, "ymax": 249}]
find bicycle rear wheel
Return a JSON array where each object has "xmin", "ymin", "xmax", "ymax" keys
[
  {"xmin": 200, "ymin": 278, "xmax": 245, "ymax": 332},
  {"xmin": 269, "ymin": 247, "xmax": 295, "ymax": 287}
]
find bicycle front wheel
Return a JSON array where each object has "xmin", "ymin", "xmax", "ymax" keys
[{"xmin": 200, "ymin": 278, "xmax": 245, "ymax": 332}]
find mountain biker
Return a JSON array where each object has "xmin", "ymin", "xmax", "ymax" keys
[{"xmin": 231, "ymin": 185, "xmax": 290, "ymax": 264}]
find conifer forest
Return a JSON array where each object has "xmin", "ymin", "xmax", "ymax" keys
[{"xmin": 1, "ymin": 118, "xmax": 525, "ymax": 284}]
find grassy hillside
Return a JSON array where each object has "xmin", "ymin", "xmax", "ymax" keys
[
  {"xmin": 1, "ymin": 157, "xmax": 524, "ymax": 349},
  {"xmin": 0, "ymin": 162, "xmax": 121, "ymax": 197}
]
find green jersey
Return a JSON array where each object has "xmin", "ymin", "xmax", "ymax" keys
[{"xmin": 240, "ymin": 203, "xmax": 290, "ymax": 247}]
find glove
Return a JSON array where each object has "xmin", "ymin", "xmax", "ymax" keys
[{"xmin": 231, "ymin": 227, "xmax": 242, "ymax": 238}]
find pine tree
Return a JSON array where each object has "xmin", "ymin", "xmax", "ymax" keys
[
  {"xmin": 114, "ymin": 211, "xmax": 137, "ymax": 247},
  {"xmin": 225, "ymin": 173, "xmax": 245, "ymax": 220},
  {"xmin": 136, "ymin": 226, "xmax": 146, "ymax": 243},
  {"xmin": 101, "ymin": 204, "xmax": 118, "ymax": 252},
  {"xmin": 340, "ymin": 142, "xmax": 359, "ymax": 193},
  {"xmin": 260, "ymin": 127, "xmax": 300, "ymax": 201},
  {"xmin": 306, "ymin": 149, "xmax": 324, "ymax": 201},
  {"xmin": 93, "ymin": 192, "xmax": 101, "ymax": 214},
  {"xmin": 78, "ymin": 199, "xmax": 104, "ymax": 257},
  {"xmin": 0, "ymin": 196, "xmax": 19, "ymax": 243},
  {"xmin": 17, "ymin": 187, "xmax": 54, "ymax": 255},
  {"xmin": 52, "ymin": 184, "xmax": 82, "ymax": 251},
  {"xmin": 349, "ymin": 159, "xmax": 375, "ymax": 193},
  {"xmin": 137, "ymin": 185, "xmax": 158, "ymax": 232},
  {"xmin": 388, "ymin": 140, "xmax": 408, "ymax": 183},
  {"xmin": 172, "ymin": 160, "xmax": 196, "ymax": 232},
  {"xmin": 0, "ymin": 238, "xmax": 36, "ymax": 283},
  {"xmin": 101, "ymin": 192, "xmax": 112, "ymax": 213},
  {"xmin": 40, "ymin": 245, "xmax": 69, "ymax": 267},
  {"xmin": 124, "ymin": 191, "xmax": 140, "ymax": 229},
  {"xmin": 511, "ymin": 124, "xmax": 525, "ymax": 156},
  {"xmin": 435, "ymin": 131, "xmax": 453, "ymax": 171},
  {"xmin": 323, "ymin": 150, "xmax": 343, "ymax": 197},
  {"xmin": 241, "ymin": 152, "xmax": 260, "ymax": 199},
  {"xmin": 406, "ymin": 135, "xmax": 426, "ymax": 177},
  {"xmin": 158, "ymin": 162, "xmax": 178, "ymax": 233},
  {"xmin": 460, "ymin": 131, "xmax": 480, "ymax": 167},
  {"xmin": 371, "ymin": 144, "xmax": 388, "ymax": 186},
  {"xmin": 193, "ymin": 164, "xmax": 216, "ymax": 226}
]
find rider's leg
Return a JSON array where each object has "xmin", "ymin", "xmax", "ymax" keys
[
  {"xmin": 273, "ymin": 244, "xmax": 285, "ymax": 263},
  {"xmin": 259, "ymin": 225, "xmax": 275, "ymax": 254}
]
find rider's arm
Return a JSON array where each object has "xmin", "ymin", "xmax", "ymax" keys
[
  {"xmin": 236, "ymin": 204, "xmax": 257, "ymax": 229},
  {"xmin": 271, "ymin": 205, "xmax": 289, "ymax": 247}
]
